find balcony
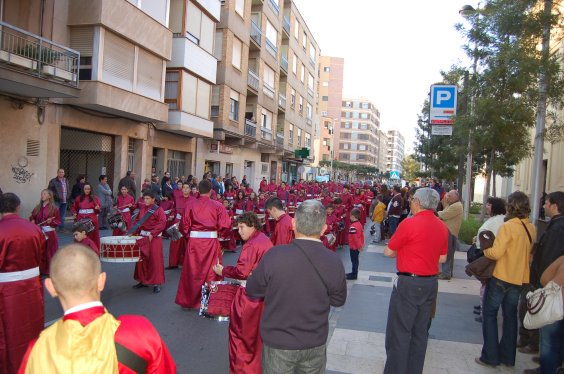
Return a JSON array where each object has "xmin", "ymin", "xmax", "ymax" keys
[
  {"xmin": 263, "ymin": 82, "xmax": 275, "ymax": 99},
  {"xmin": 247, "ymin": 68, "xmax": 259, "ymax": 91},
  {"xmin": 276, "ymin": 133, "xmax": 284, "ymax": 146},
  {"xmin": 250, "ymin": 21, "xmax": 262, "ymax": 47},
  {"xmin": 261, "ymin": 126, "xmax": 273, "ymax": 140},
  {"xmin": 278, "ymin": 93, "xmax": 286, "ymax": 110},
  {"xmin": 280, "ymin": 54, "xmax": 288, "ymax": 73},
  {"xmin": 245, "ymin": 119, "xmax": 257, "ymax": 137},
  {"xmin": 157, "ymin": 110, "xmax": 214, "ymax": 138},
  {"xmin": 265, "ymin": 39, "xmax": 277, "ymax": 58},
  {"xmin": 169, "ymin": 34, "xmax": 217, "ymax": 83},
  {"xmin": 283, "ymin": 16, "xmax": 291, "ymax": 36},
  {"xmin": 269, "ymin": 0, "xmax": 280, "ymax": 15},
  {"xmin": 306, "ymin": 118, "xmax": 312, "ymax": 126},
  {"xmin": 0, "ymin": 21, "xmax": 80, "ymax": 98}
]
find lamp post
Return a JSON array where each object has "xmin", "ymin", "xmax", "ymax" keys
[{"xmin": 459, "ymin": 3, "xmax": 480, "ymax": 220}]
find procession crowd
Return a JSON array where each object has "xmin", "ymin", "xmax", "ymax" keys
[{"xmin": 1, "ymin": 168, "xmax": 563, "ymax": 374}]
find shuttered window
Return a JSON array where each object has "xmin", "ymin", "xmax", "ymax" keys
[
  {"xmin": 102, "ymin": 31, "xmax": 134, "ymax": 91},
  {"xmin": 182, "ymin": 71, "xmax": 197, "ymax": 114},
  {"xmin": 137, "ymin": 48, "xmax": 163, "ymax": 101},
  {"xmin": 196, "ymin": 80, "xmax": 210, "ymax": 118},
  {"xmin": 70, "ymin": 27, "xmax": 94, "ymax": 80}
]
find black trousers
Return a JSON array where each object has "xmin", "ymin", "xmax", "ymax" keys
[
  {"xmin": 384, "ymin": 275, "xmax": 438, "ymax": 374},
  {"xmin": 349, "ymin": 249, "xmax": 359, "ymax": 275}
]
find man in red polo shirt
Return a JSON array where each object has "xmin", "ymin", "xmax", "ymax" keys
[{"xmin": 383, "ymin": 187, "xmax": 448, "ymax": 374}]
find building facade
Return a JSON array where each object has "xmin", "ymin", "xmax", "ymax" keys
[
  {"xmin": 0, "ymin": 0, "xmax": 221, "ymax": 215},
  {"xmin": 377, "ymin": 129, "xmax": 388, "ymax": 173},
  {"xmin": 386, "ymin": 129, "xmax": 405, "ymax": 174},
  {"xmin": 338, "ymin": 98, "xmax": 381, "ymax": 167}
]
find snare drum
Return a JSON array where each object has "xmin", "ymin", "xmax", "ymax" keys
[
  {"xmin": 200, "ymin": 281, "xmax": 242, "ymax": 321},
  {"xmin": 326, "ymin": 233, "xmax": 337, "ymax": 246},
  {"xmin": 99, "ymin": 236, "xmax": 142, "ymax": 262},
  {"xmin": 256, "ymin": 214, "xmax": 266, "ymax": 228},
  {"xmin": 166, "ymin": 222, "xmax": 183, "ymax": 241},
  {"xmin": 108, "ymin": 213, "xmax": 126, "ymax": 232},
  {"xmin": 75, "ymin": 218, "xmax": 95, "ymax": 233}
]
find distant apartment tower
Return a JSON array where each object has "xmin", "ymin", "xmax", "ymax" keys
[
  {"xmin": 204, "ymin": 0, "xmax": 319, "ymax": 187},
  {"xmin": 339, "ymin": 99, "xmax": 381, "ymax": 166},
  {"xmin": 315, "ymin": 56, "xmax": 344, "ymax": 165},
  {"xmin": 378, "ymin": 129, "xmax": 388, "ymax": 173},
  {"xmin": 386, "ymin": 130, "xmax": 405, "ymax": 173}
]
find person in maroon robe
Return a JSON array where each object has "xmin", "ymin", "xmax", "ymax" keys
[
  {"xmin": 113, "ymin": 186, "xmax": 135, "ymax": 235},
  {"xmin": 213, "ymin": 212, "xmax": 273, "ymax": 374},
  {"xmin": 219, "ymin": 199, "xmax": 237, "ymax": 252},
  {"xmin": 159, "ymin": 193, "xmax": 175, "ymax": 239},
  {"xmin": 259, "ymin": 177, "xmax": 268, "ymax": 193},
  {"xmin": 223, "ymin": 184, "xmax": 237, "ymax": 203},
  {"xmin": 167, "ymin": 184, "xmax": 191, "ymax": 269},
  {"xmin": 132, "ymin": 190, "xmax": 167, "ymax": 294},
  {"xmin": 233, "ymin": 190, "xmax": 246, "ymax": 216},
  {"xmin": 18, "ymin": 244, "xmax": 176, "ymax": 373},
  {"xmin": 71, "ymin": 183, "xmax": 101, "ymax": 250},
  {"xmin": 245, "ymin": 192, "xmax": 259, "ymax": 213},
  {"xmin": 266, "ymin": 197, "xmax": 294, "ymax": 246},
  {"xmin": 73, "ymin": 221, "xmax": 100, "ymax": 255},
  {"xmin": 321, "ymin": 204, "xmax": 339, "ymax": 252},
  {"xmin": 29, "ymin": 189, "xmax": 61, "ymax": 275},
  {"xmin": 267, "ymin": 179, "xmax": 278, "ymax": 194},
  {"xmin": 175, "ymin": 179, "xmax": 232, "ymax": 309},
  {"xmin": 0, "ymin": 193, "xmax": 45, "ymax": 374}
]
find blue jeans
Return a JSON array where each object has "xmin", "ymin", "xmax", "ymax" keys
[
  {"xmin": 56, "ymin": 202, "xmax": 67, "ymax": 229},
  {"xmin": 540, "ymin": 319, "xmax": 564, "ymax": 373},
  {"xmin": 481, "ymin": 277, "xmax": 522, "ymax": 366},
  {"xmin": 388, "ymin": 216, "xmax": 400, "ymax": 237}
]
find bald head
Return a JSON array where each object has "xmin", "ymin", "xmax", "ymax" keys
[
  {"xmin": 50, "ymin": 244, "xmax": 101, "ymax": 298},
  {"xmin": 447, "ymin": 190, "xmax": 460, "ymax": 203}
]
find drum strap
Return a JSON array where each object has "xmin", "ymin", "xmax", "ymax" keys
[
  {"xmin": 293, "ymin": 240, "xmax": 329, "ymax": 296},
  {"xmin": 127, "ymin": 204, "xmax": 158, "ymax": 236},
  {"xmin": 115, "ymin": 341, "xmax": 147, "ymax": 374}
]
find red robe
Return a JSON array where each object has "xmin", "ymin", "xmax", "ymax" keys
[
  {"xmin": 224, "ymin": 190, "xmax": 236, "ymax": 202},
  {"xmin": 259, "ymin": 180, "xmax": 268, "ymax": 192},
  {"xmin": 175, "ymin": 196, "xmax": 232, "ymax": 308},
  {"xmin": 133, "ymin": 205, "xmax": 167, "ymax": 285},
  {"xmin": 0, "ymin": 215, "xmax": 45, "ymax": 374},
  {"xmin": 72, "ymin": 196, "xmax": 102, "ymax": 250},
  {"xmin": 168, "ymin": 195, "xmax": 191, "ymax": 268},
  {"xmin": 220, "ymin": 207, "xmax": 237, "ymax": 252},
  {"xmin": 270, "ymin": 213, "xmax": 294, "ymax": 246},
  {"xmin": 18, "ymin": 305, "xmax": 175, "ymax": 374},
  {"xmin": 223, "ymin": 231, "xmax": 272, "ymax": 374},
  {"xmin": 29, "ymin": 204, "xmax": 61, "ymax": 275},
  {"xmin": 233, "ymin": 199, "xmax": 246, "ymax": 215},
  {"xmin": 159, "ymin": 200, "xmax": 176, "ymax": 238},
  {"xmin": 244, "ymin": 199, "xmax": 257, "ymax": 213},
  {"xmin": 113, "ymin": 194, "xmax": 135, "ymax": 236},
  {"xmin": 76, "ymin": 237, "xmax": 99, "ymax": 256},
  {"xmin": 321, "ymin": 212, "xmax": 339, "ymax": 252},
  {"xmin": 267, "ymin": 183, "xmax": 278, "ymax": 193}
]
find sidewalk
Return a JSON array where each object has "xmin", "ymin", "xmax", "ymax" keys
[{"xmin": 325, "ymin": 226, "xmax": 539, "ymax": 374}]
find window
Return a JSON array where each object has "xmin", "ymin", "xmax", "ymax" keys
[
  {"xmin": 360, "ymin": 123, "xmax": 368, "ymax": 130},
  {"xmin": 186, "ymin": 1, "xmax": 215, "ymax": 54},
  {"xmin": 181, "ymin": 71, "xmax": 210, "ymax": 118},
  {"xmin": 290, "ymin": 88, "xmax": 296, "ymax": 108},
  {"xmin": 322, "ymin": 81, "xmax": 328, "ymax": 87},
  {"xmin": 263, "ymin": 64, "xmax": 275, "ymax": 98},
  {"xmin": 70, "ymin": 27, "xmax": 94, "ymax": 80},
  {"xmin": 103, "ymin": 31, "xmax": 135, "ymax": 91},
  {"xmin": 309, "ymin": 44, "xmax": 315, "ymax": 61},
  {"xmin": 298, "ymin": 96, "xmax": 303, "ymax": 114},
  {"xmin": 229, "ymin": 90, "xmax": 239, "ymax": 121},
  {"xmin": 137, "ymin": 48, "xmax": 163, "ymax": 101},
  {"xmin": 214, "ymin": 31, "xmax": 223, "ymax": 60},
  {"xmin": 265, "ymin": 20, "xmax": 277, "ymax": 54},
  {"xmin": 300, "ymin": 64, "xmax": 305, "ymax": 82},
  {"xmin": 360, "ymin": 113, "xmax": 369, "ymax": 119},
  {"xmin": 232, "ymin": 37, "xmax": 242, "ymax": 69},
  {"xmin": 292, "ymin": 54, "xmax": 297, "ymax": 74},
  {"xmin": 305, "ymin": 132, "xmax": 311, "ymax": 147},
  {"xmin": 294, "ymin": 19, "xmax": 299, "ymax": 39},
  {"xmin": 289, "ymin": 123, "xmax": 294, "ymax": 143},
  {"xmin": 323, "ymin": 66, "xmax": 330, "ymax": 72},
  {"xmin": 308, "ymin": 73, "xmax": 314, "ymax": 91},
  {"xmin": 211, "ymin": 85, "xmax": 219, "ymax": 117},
  {"xmin": 359, "ymin": 144, "xmax": 367, "ymax": 151},
  {"xmin": 226, "ymin": 163, "xmax": 234, "ymax": 178},
  {"xmin": 164, "ymin": 70, "xmax": 179, "ymax": 109},
  {"xmin": 261, "ymin": 109, "xmax": 272, "ymax": 130},
  {"xmin": 306, "ymin": 103, "xmax": 312, "ymax": 119},
  {"xmin": 302, "ymin": 32, "xmax": 307, "ymax": 50},
  {"xmin": 235, "ymin": 0, "xmax": 245, "ymax": 17},
  {"xmin": 322, "ymin": 96, "xmax": 328, "ymax": 101},
  {"xmin": 297, "ymin": 128, "xmax": 302, "ymax": 145},
  {"xmin": 196, "ymin": 80, "xmax": 210, "ymax": 118}
]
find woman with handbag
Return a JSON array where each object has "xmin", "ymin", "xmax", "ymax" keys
[{"xmin": 476, "ymin": 191, "xmax": 536, "ymax": 368}]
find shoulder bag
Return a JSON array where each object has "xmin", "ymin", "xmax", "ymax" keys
[{"xmin": 293, "ymin": 240, "xmax": 330, "ymax": 294}]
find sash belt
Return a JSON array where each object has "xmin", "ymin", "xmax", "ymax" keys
[
  {"xmin": 0, "ymin": 267, "xmax": 40, "ymax": 283},
  {"xmin": 79, "ymin": 209, "xmax": 94, "ymax": 214},
  {"xmin": 189, "ymin": 231, "xmax": 218, "ymax": 238}
]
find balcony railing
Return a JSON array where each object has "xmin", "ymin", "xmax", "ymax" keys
[
  {"xmin": 269, "ymin": 0, "xmax": 280, "ymax": 15},
  {"xmin": 248, "ymin": 68, "xmax": 259, "ymax": 91},
  {"xmin": 245, "ymin": 119, "xmax": 257, "ymax": 137},
  {"xmin": 276, "ymin": 133, "xmax": 284, "ymax": 146},
  {"xmin": 0, "ymin": 21, "xmax": 79, "ymax": 87},
  {"xmin": 307, "ymin": 87, "xmax": 314, "ymax": 98},
  {"xmin": 265, "ymin": 38, "xmax": 277, "ymax": 57},
  {"xmin": 309, "ymin": 57, "xmax": 315, "ymax": 68},
  {"xmin": 280, "ymin": 54, "xmax": 288, "ymax": 73},
  {"xmin": 278, "ymin": 93, "xmax": 286, "ymax": 109},
  {"xmin": 306, "ymin": 118, "xmax": 312, "ymax": 126},
  {"xmin": 250, "ymin": 21, "xmax": 262, "ymax": 46},
  {"xmin": 261, "ymin": 126, "xmax": 273, "ymax": 140},
  {"xmin": 283, "ymin": 16, "xmax": 290, "ymax": 35},
  {"xmin": 263, "ymin": 82, "xmax": 275, "ymax": 98}
]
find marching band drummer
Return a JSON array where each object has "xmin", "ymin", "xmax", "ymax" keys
[
  {"xmin": 265, "ymin": 197, "xmax": 294, "ymax": 246},
  {"xmin": 175, "ymin": 180, "xmax": 232, "ymax": 309},
  {"xmin": 213, "ymin": 212, "xmax": 273, "ymax": 374},
  {"xmin": 220, "ymin": 198, "xmax": 237, "ymax": 252},
  {"xmin": 321, "ymin": 204, "xmax": 339, "ymax": 252},
  {"xmin": 233, "ymin": 190, "xmax": 246, "ymax": 216},
  {"xmin": 132, "ymin": 190, "xmax": 167, "ymax": 294},
  {"xmin": 159, "ymin": 192, "xmax": 176, "ymax": 239},
  {"xmin": 71, "ymin": 183, "xmax": 101, "ymax": 250},
  {"xmin": 224, "ymin": 183, "xmax": 237, "ymax": 202},
  {"xmin": 113, "ymin": 185, "xmax": 135, "ymax": 236},
  {"xmin": 29, "ymin": 189, "xmax": 61, "ymax": 275},
  {"xmin": 167, "ymin": 183, "xmax": 191, "ymax": 269}
]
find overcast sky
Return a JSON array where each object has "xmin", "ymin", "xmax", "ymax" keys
[{"xmin": 293, "ymin": 0, "xmax": 473, "ymax": 153}]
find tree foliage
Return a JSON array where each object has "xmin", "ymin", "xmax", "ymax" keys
[
  {"xmin": 400, "ymin": 154, "xmax": 421, "ymax": 183},
  {"xmin": 319, "ymin": 160, "xmax": 379, "ymax": 180}
]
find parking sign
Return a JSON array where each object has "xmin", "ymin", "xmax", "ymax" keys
[{"xmin": 430, "ymin": 85, "xmax": 457, "ymax": 125}]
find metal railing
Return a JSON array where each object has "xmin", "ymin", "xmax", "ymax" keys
[
  {"xmin": 245, "ymin": 119, "xmax": 257, "ymax": 137},
  {"xmin": 250, "ymin": 21, "xmax": 262, "ymax": 46},
  {"xmin": 280, "ymin": 54, "xmax": 288, "ymax": 73},
  {"xmin": 261, "ymin": 126, "xmax": 273, "ymax": 140},
  {"xmin": 283, "ymin": 16, "xmax": 290, "ymax": 35},
  {"xmin": 269, "ymin": 0, "xmax": 280, "ymax": 15},
  {"xmin": 265, "ymin": 38, "xmax": 277, "ymax": 57},
  {"xmin": 276, "ymin": 133, "xmax": 284, "ymax": 146},
  {"xmin": 278, "ymin": 93, "xmax": 286, "ymax": 109},
  {"xmin": 263, "ymin": 82, "xmax": 275, "ymax": 98},
  {"xmin": 248, "ymin": 68, "xmax": 259, "ymax": 91},
  {"xmin": 0, "ymin": 21, "xmax": 79, "ymax": 86}
]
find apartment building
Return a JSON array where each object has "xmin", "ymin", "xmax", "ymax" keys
[
  {"xmin": 0, "ymin": 0, "xmax": 220, "ymax": 215},
  {"xmin": 378, "ymin": 129, "xmax": 388, "ymax": 172},
  {"xmin": 386, "ymin": 129, "xmax": 405, "ymax": 173},
  {"xmin": 315, "ymin": 56, "xmax": 344, "ymax": 166},
  {"xmin": 338, "ymin": 98, "xmax": 381, "ymax": 167}
]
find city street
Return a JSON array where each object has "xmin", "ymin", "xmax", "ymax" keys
[{"xmin": 45, "ymin": 224, "xmax": 540, "ymax": 373}]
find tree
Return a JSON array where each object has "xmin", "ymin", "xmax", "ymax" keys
[{"xmin": 401, "ymin": 154, "xmax": 420, "ymax": 183}]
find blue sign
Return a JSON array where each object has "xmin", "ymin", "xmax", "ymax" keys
[
  {"xmin": 389, "ymin": 170, "xmax": 400, "ymax": 179},
  {"xmin": 430, "ymin": 84, "xmax": 457, "ymax": 125}
]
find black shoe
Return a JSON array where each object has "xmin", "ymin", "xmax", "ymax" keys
[
  {"xmin": 475, "ymin": 316, "xmax": 482, "ymax": 323},
  {"xmin": 474, "ymin": 305, "xmax": 481, "ymax": 310},
  {"xmin": 346, "ymin": 273, "xmax": 357, "ymax": 280},
  {"xmin": 133, "ymin": 283, "xmax": 147, "ymax": 289},
  {"xmin": 165, "ymin": 266, "xmax": 178, "ymax": 270},
  {"xmin": 153, "ymin": 286, "xmax": 161, "ymax": 293},
  {"xmin": 473, "ymin": 310, "xmax": 481, "ymax": 315},
  {"xmin": 523, "ymin": 369, "xmax": 540, "ymax": 374}
]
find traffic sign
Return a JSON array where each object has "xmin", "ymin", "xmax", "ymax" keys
[
  {"xmin": 430, "ymin": 85, "xmax": 457, "ymax": 125},
  {"xmin": 389, "ymin": 170, "xmax": 400, "ymax": 179},
  {"xmin": 432, "ymin": 125, "xmax": 453, "ymax": 136}
]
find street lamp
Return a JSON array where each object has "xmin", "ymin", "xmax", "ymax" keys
[{"xmin": 459, "ymin": 3, "xmax": 480, "ymax": 220}]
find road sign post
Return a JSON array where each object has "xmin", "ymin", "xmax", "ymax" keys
[{"xmin": 430, "ymin": 85, "xmax": 457, "ymax": 136}]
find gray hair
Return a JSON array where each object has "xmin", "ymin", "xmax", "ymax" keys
[
  {"xmin": 413, "ymin": 188, "xmax": 440, "ymax": 210},
  {"xmin": 295, "ymin": 200, "xmax": 326, "ymax": 237}
]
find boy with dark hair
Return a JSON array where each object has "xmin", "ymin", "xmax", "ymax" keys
[
  {"xmin": 72, "ymin": 221, "xmax": 99, "ymax": 255},
  {"xmin": 347, "ymin": 208, "xmax": 365, "ymax": 280}
]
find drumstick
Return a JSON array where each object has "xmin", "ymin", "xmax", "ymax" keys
[{"xmin": 37, "ymin": 218, "xmax": 51, "ymax": 226}]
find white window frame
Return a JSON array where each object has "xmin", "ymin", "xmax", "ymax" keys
[
  {"xmin": 235, "ymin": 0, "xmax": 245, "ymax": 17},
  {"xmin": 232, "ymin": 36, "xmax": 242, "ymax": 70}
]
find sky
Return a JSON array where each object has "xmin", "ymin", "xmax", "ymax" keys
[{"xmin": 293, "ymin": 0, "xmax": 473, "ymax": 153}]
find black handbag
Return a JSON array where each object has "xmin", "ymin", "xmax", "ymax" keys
[{"xmin": 466, "ymin": 243, "xmax": 483, "ymax": 263}]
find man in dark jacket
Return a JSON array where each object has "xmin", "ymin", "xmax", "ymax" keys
[
  {"xmin": 118, "ymin": 171, "xmax": 137, "ymax": 199},
  {"xmin": 48, "ymin": 168, "xmax": 70, "ymax": 231}
]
